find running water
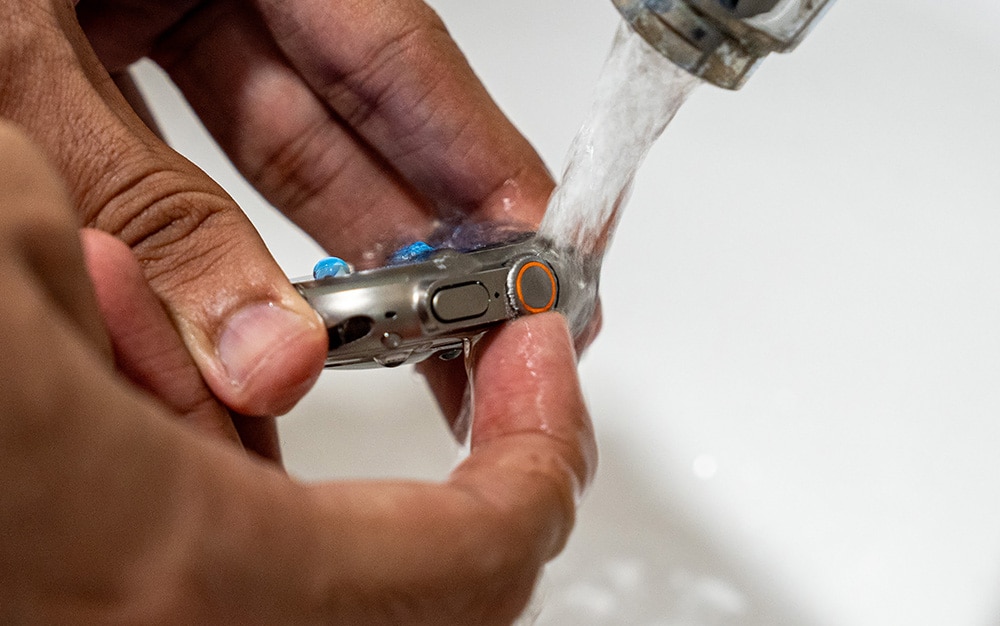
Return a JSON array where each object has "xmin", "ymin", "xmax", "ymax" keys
[
  {"xmin": 541, "ymin": 23, "xmax": 701, "ymax": 254},
  {"xmin": 445, "ymin": 22, "xmax": 703, "ymax": 445},
  {"xmin": 539, "ymin": 22, "xmax": 701, "ymax": 335}
]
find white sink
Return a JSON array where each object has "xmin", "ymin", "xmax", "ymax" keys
[{"xmin": 136, "ymin": 0, "xmax": 1000, "ymax": 622}]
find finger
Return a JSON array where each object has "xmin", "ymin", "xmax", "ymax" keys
[
  {"xmin": 150, "ymin": 0, "xmax": 434, "ymax": 266},
  {"xmin": 75, "ymin": 0, "xmax": 200, "ymax": 73},
  {"xmin": 460, "ymin": 313, "xmax": 597, "ymax": 533},
  {"xmin": 257, "ymin": 0, "xmax": 556, "ymax": 222},
  {"xmin": 231, "ymin": 413, "xmax": 283, "ymax": 464},
  {"xmin": 153, "ymin": 0, "xmax": 554, "ymax": 264},
  {"xmin": 421, "ymin": 299, "xmax": 604, "ymax": 439},
  {"xmin": 0, "ymin": 3, "xmax": 327, "ymax": 416},
  {"xmin": 79, "ymin": 227, "xmax": 241, "ymax": 444},
  {"xmin": 305, "ymin": 314, "xmax": 597, "ymax": 622},
  {"xmin": 0, "ymin": 213, "xmax": 316, "ymax": 621},
  {"xmin": 0, "ymin": 120, "xmax": 110, "ymax": 356}
]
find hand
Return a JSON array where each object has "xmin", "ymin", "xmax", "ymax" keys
[
  {"xmin": 0, "ymin": 121, "xmax": 595, "ymax": 624},
  {"xmin": 0, "ymin": 0, "xmax": 329, "ymax": 446},
  {"xmin": 0, "ymin": 0, "xmax": 555, "ymax": 431}
]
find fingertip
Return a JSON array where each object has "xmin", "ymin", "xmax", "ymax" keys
[
  {"xmin": 80, "ymin": 227, "xmax": 138, "ymax": 287},
  {"xmin": 79, "ymin": 228, "xmax": 141, "ymax": 359},
  {"xmin": 210, "ymin": 300, "xmax": 328, "ymax": 417},
  {"xmin": 471, "ymin": 313, "xmax": 597, "ymax": 488},
  {"xmin": 472, "ymin": 313, "xmax": 579, "ymax": 407},
  {"xmin": 423, "ymin": 314, "xmax": 584, "ymax": 445}
]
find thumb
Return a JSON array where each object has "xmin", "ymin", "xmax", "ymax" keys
[{"xmin": 0, "ymin": 4, "xmax": 327, "ymax": 416}]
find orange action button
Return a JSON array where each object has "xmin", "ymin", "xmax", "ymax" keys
[{"xmin": 516, "ymin": 261, "xmax": 557, "ymax": 314}]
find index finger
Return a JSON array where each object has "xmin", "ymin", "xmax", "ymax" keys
[{"xmin": 253, "ymin": 0, "xmax": 555, "ymax": 226}]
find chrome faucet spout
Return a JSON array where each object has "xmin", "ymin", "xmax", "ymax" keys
[{"xmin": 612, "ymin": 0, "xmax": 834, "ymax": 89}]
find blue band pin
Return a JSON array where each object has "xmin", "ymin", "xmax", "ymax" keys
[{"xmin": 312, "ymin": 257, "xmax": 352, "ymax": 280}]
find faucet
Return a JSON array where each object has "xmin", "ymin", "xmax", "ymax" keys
[{"xmin": 612, "ymin": 0, "xmax": 835, "ymax": 89}]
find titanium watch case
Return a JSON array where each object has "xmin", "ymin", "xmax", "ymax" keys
[{"xmin": 294, "ymin": 236, "xmax": 571, "ymax": 369}]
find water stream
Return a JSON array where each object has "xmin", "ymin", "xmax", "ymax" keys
[
  {"xmin": 539, "ymin": 22, "xmax": 702, "ymax": 339},
  {"xmin": 440, "ymin": 20, "xmax": 702, "ymax": 442},
  {"xmin": 521, "ymin": 24, "xmax": 721, "ymax": 625}
]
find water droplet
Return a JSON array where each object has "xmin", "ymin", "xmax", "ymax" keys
[
  {"xmin": 381, "ymin": 332, "xmax": 402, "ymax": 349},
  {"xmin": 374, "ymin": 351, "xmax": 411, "ymax": 368}
]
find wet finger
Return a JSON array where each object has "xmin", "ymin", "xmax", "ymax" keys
[
  {"xmin": 460, "ymin": 313, "xmax": 597, "ymax": 533},
  {"xmin": 304, "ymin": 314, "xmax": 595, "ymax": 621}
]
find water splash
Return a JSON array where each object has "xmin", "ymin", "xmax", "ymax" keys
[
  {"xmin": 539, "ymin": 22, "xmax": 702, "ymax": 261},
  {"xmin": 450, "ymin": 21, "xmax": 703, "ymax": 448}
]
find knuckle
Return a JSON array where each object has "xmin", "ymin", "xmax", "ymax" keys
[
  {"xmin": 378, "ymin": 493, "xmax": 544, "ymax": 624},
  {"xmin": 325, "ymin": 13, "xmax": 451, "ymax": 131},
  {"xmin": 85, "ymin": 162, "xmax": 237, "ymax": 289},
  {"xmin": 505, "ymin": 448, "xmax": 581, "ymax": 562},
  {"xmin": 247, "ymin": 119, "xmax": 335, "ymax": 211},
  {"xmin": 458, "ymin": 537, "xmax": 541, "ymax": 623},
  {"xmin": 429, "ymin": 488, "xmax": 551, "ymax": 622}
]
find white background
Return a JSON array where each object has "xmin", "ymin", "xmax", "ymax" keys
[{"xmin": 136, "ymin": 1, "xmax": 1000, "ymax": 623}]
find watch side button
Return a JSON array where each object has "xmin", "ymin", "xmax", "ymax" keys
[
  {"xmin": 431, "ymin": 282, "xmax": 491, "ymax": 323},
  {"xmin": 513, "ymin": 260, "xmax": 558, "ymax": 314}
]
